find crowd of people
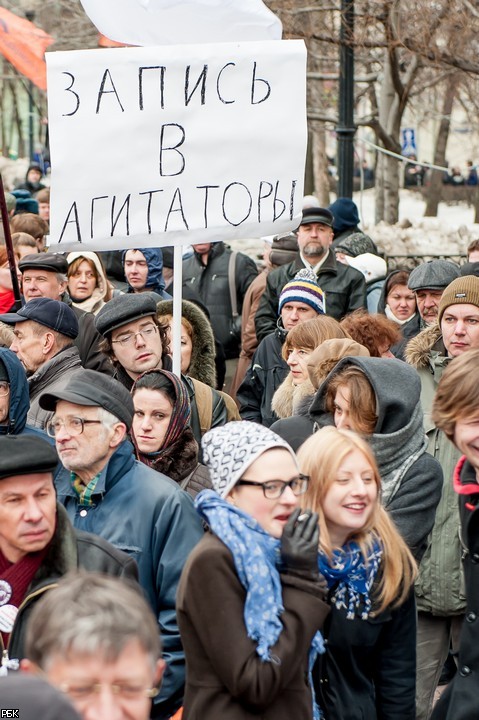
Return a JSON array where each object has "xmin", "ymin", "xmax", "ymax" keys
[{"xmin": 1, "ymin": 175, "xmax": 479, "ymax": 720}]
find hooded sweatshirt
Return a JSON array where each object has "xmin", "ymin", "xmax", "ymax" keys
[
  {"xmin": 0, "ymin": 346, "xmax": 61, "ymax": 454},
  {"xmin": 309, "ymin": 356, "xmax": 443, "ymax": 560},
  {"xmin": 123, "ymin": 248, "xmax": 169, "ymax": 298}
]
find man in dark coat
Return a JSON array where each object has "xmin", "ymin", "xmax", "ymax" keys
[
  {"xmin": 238, "ymin": 268, "xmax": 326, "ymax": 427},
  {"xmin": 431, "ymin": 347, "xmax": 479, "ymax": 720},
  {"xmin": 255, "ymin": 207, "xmax": 366, "ymax": 342},
  {"xmin": 182, "ymin": 241, "xmax": 258, "ymax": 360},
  {"xmin": 0, "ymin": 435, "xmax": 137, "ymax": 672}
]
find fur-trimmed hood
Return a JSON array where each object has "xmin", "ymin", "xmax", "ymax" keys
[
  {"xmin": 157, "ymin": 298, "xmax": 217, "ymax": 387},
  {"xmin": 404, "ymin": 323, "xmax": 444, "ymax": 369}
]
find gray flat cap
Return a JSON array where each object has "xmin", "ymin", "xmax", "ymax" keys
[
  {"xmin": 39, "ymin": 368, "xmax": 134, "ymax": 429},
  {"xmin": 408, "ymin": 260, "xmax": 460, "ymax": 291},
  {"xmin": 95, "ymin": 292, "xmax": 158, "ymax": 336}
]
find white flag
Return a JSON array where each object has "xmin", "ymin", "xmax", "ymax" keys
[{"xmin": 80, "ymin": 0, "xmax": 282, "ymax": 46}]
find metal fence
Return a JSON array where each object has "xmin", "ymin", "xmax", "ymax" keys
[{"xmin": 384, "ymin": 254, "xmax": 468, "ymax": 271}]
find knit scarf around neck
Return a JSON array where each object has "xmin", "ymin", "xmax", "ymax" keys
[
  {"xmin": 195, "ymin": 490, "xmax": 325, "ymax": 657},
  {"xmin": 368, "ymin": 402, "xmax": 428, "ymax": 506},
  {"xmin": 318, "ymin": 538, "xmax": 383, "ymax": 619}
]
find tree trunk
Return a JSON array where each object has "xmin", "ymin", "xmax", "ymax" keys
[
  {"xmin": 424, "ymin": 73, "xmax": 457, "ymax": 216},
  {"xmin": 312, "ymin": 122, "xmax": 330, "ymax": 206}
]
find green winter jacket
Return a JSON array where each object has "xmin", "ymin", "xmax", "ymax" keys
[{"xmin": 406, "ymin": 324, "xmax": 466, "ymax": 615}]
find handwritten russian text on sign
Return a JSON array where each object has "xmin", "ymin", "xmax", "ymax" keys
[{"xmin": 46, "ymin": 41, "xmax": 307, "ymax": 251}]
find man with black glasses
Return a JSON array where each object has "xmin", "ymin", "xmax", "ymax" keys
[{"xmin": 95, "ymin": 293, "xmax": 227, "ymax": 442}]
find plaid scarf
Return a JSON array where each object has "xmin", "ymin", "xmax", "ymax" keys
[{"xmin": 71, "ymin": 472, "xmax": 101, "ymax": 506}]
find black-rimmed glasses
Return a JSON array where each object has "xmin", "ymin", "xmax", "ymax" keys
[
  {"xmin": 0, "ymin": 381, "xmax": 9, "ymax": 397},
  {"xmin": 236, "ymin": 474, "xmax": 309, "ymax": 499}
]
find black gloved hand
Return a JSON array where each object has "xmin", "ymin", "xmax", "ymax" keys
[{"xmin": 280, "ymin": 508, "xmax": 320, "ymax": 581}]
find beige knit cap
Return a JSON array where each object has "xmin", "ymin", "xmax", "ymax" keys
[{"xmin": 438, "ymin": 275, "xmax": 479, "ymax": 324}]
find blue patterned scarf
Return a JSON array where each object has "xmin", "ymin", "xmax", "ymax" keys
[
  {"xmin": 195, "ymin": 490, "xmax": 325, "ymax": 717},
  {"xmin": 318, "ymin": 538, "xmax": 383, "ymax": 619}
]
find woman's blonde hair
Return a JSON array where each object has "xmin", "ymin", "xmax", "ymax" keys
[
  {"xmin": 282, "ymin": 315, "xmax": 349, "ymax": 361},
  {"xmin": 298, "ymin": 426, "xmax": 416, "ymax": 613}
]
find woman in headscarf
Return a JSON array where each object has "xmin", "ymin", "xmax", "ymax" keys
[
  {"xmin": 299, "ymin": 426, "xmax": 417, "ymax": 720},
  {"xmin": 177, "ymin": 421, "xmax": 330, "ymax": 720},
  {"xmin": 310, "ymin": 356, "xmax": 443, "ymax": 561},
  {"xmin": 67, "ymin": 251, "xmax": 113, "ymax": 315},
  {"xmin": 131, "ymin": 369, "xmax": 211, "ymax": 498}
]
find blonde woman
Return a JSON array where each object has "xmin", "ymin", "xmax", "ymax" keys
[{"xmin": 298, "ymin": 426, "xmax": 417, "ymax": 720}]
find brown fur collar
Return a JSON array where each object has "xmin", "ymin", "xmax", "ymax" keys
[
  {"xmin": 271, "ymin": 373, "xmax": 315, "ymax": 419},
  {"xmin": 138, "ymin": 426, "xmax": 199, "ymax": 483},
  {"xmin": 405, "ymin": 323, "xmax": 443, "ymax": 369}
]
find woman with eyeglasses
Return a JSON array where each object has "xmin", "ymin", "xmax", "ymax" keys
[
  {"xmin": 298, "ymin": 426, "xmax": 417, "ymax": 720},
  {"xmin": 177, "ymin": 421, "xmax": 330, "ymax": 720},
  {"xmin": 130, "ymin": 369, "xmax": 211, "ymax": 498}
]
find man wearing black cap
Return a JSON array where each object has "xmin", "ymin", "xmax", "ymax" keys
[
  {"xmin": 0, "ymin": 298, "xmax": 82, "ymax": 429},
  {"xmin": 95, "ymin": 292, "xmax": 228, "ymax": 442},
  {"xmin": 0, "ymin": 434, "xmax": 138, "ymax": 672},
  {"xmin": 255, "ymin": 207, "xmax": 366, "ymax": 342},
  {"xmin": 38, "ymin": 369, "xmax": 203, "ymax": 720},
  {"xmin": 18, "ymin": 253, "xmax": 112, "ymax": 374}
]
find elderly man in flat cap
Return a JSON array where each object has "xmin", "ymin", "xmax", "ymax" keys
[
  {"xmin": 38, "ymin": 368, "xmax": 203, "ymax": 720},
  {"xmin": 408, "ymin": 259, "xmax": 460, "ymax": 329},
  {"xmin": 255, "ymin": 206, "xmax": 366, "ymax": 342},
  {"xmin": 0, "ymin": 298, "xmax": 81, "ymax": 429},
  {"xmin": 405, "ymin": 274, "xmax": 479, "ymax": 719},
  {"xmin": 0, "ymin": 434, "xmax": 137, "ymax": 674},
  {"xmin": 17, "ymin": 253, "xmax": 111, "ymax": 374}
]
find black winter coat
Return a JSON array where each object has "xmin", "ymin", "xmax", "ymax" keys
[
  {"xmin": 254, "ymin": 252, "xmax": 366, "ymax": 343},
  {"xmin": 3, "ymin": 504, "xmax": 138, "ymax": 663},
  {"xmin": 316, "ymin": 589, "xmax": 416, "ymax": 720},
  {"xmin": 431, "ymin": 457, "xmax": 479, "ymax": 720},
  {"xmin": 182, "ymin": 242, "xmax": 258, "ymax": 359},
  {"xmin": 237, "ymin": 326, "xmax": 288, "ymax": 427}
]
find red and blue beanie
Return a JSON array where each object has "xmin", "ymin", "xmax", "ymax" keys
[{"xmin": 278, "ymin": 268, "xmax": 326, "ymax": 316}]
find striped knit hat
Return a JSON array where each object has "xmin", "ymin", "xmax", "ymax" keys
[{"xmin": 278, "ymin": 268, "xmax": 326, "ymax": 316}]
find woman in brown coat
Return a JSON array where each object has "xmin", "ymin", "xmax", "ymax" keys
[{"xmin": 177, "ymin": 421, "xmax": 330, "ymax": 720}]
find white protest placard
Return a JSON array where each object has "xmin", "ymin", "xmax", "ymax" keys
[{"xmin": 46, "ymin": 41, "xmax": 307, "ymax": 251}]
